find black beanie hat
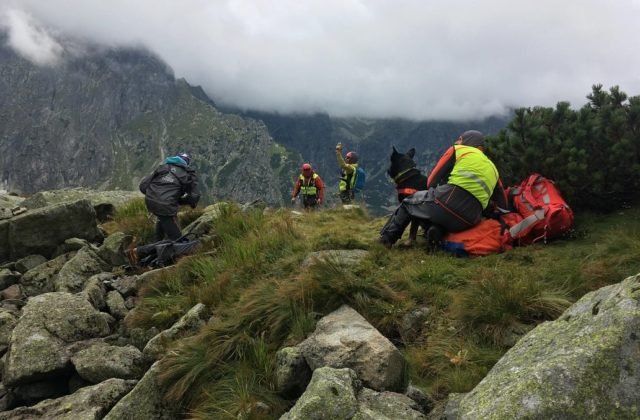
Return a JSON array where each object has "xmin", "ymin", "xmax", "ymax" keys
[{"xmin": 459, "ymin": 130, "xmax": 485, "ymax": 147}]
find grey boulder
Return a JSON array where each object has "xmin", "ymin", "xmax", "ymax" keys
[
  {"xmin": 275, "ymin": 346, "xmax": 312, "ymax": 398},
  {"xmin": 280, "ymin": 367, "xmax": 361, "ymax": 420},
  {"xmin": 104, "ymin": 361, "xmax": 178, "ymax": 420},
  {"xmin": 0, "ymin": 378, "xmax": 135, "ymax": 420},
  {"xmin": 298, "ymin": 305, "xmax": 406, "ymax": 392},
  {"xmin": 55, "ymin": 246, "xmax": 110, "ymax": 293},
  {"xmin": 4, "ymin": 292, "xmax": 111, "ymax": 387},
  {"xmin": 447, "ymin": 273, "xmax": 640, "ymax": 419},
  {"xmin": 0, "ymin": 199, "xmax": 102, "ymax": 263},
  {"xmin": 143, "ymin": 303, "xmax": 210, "ymax": 359},
  {"xmin": 20, "ymin": 252, "xmax": 75, "ymax": 297},
  {"xmin": 355, "ymin": 388, "xmax": 427, "ymax": 420},
  {"xmin": 71, "ymin": 343, "xmax": 146, "ymax": 383}
]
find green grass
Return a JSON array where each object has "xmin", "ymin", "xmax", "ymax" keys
[
  {"xmin": 121, "ymin": 204, "xmax": 640, "ymax": 418},
  {"xmin": 103, "ymin": 198, "xmax": 207, "ymax": 246},
  {"xmin": 106, "ymin": 197, "xmax": 155, "ymax": 243}
]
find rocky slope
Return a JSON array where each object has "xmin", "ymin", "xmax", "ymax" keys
[{"xmin": 0, "ymin": 34, "xmax": 296, "ymax": 206}]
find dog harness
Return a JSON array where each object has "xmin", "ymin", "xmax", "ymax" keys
[{"xmin": 397, "ymin": 187, "xmax": 419, "ymax": 196}]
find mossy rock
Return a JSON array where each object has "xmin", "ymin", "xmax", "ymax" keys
[{"xmin": 449, "ymin": 273, "xmax": 640, "ymax": 419}]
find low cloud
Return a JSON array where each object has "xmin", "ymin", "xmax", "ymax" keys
[
  {"xmin": 0, "ymin": 8, "xmax": 62, "ymax": 66},
  {"xmin": 1, "ymin": 0, "xmax": 639, "ymax": 120}
]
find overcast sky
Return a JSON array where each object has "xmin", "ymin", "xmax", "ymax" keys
[{"xmin": 1, "ymin": 0, "xmax": 639, "ymax": 120}]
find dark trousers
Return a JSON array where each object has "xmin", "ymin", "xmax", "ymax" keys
[
  {"xmin": 155, "ymin": 215, "xmax": 182, "ymax": 242},
  {"xmin": 303, "ymin": 195, "xmax": 318, "ymax": 208},
  {"xmin": 340, "ymin": 190, "xmax": 354, "ymax": 204},
  {"xmin": 380, "ymin": 185, "xmax": 482, "ymax": 245}
]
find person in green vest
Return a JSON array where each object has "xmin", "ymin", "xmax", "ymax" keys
[
  {"xmin": 379, "ymin": 130, "xmax": 507, "ymax": 249},
  {"xmin": 335, "ymin": 142, "xmax": 359, "ymax": 203},
  {"xmin": 291, "ymin": 163, "xmax": 325, "ymax": 209}
]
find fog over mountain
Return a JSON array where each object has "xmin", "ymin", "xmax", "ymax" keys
[{"xmin": 1, "ymin": 0, "xmax": 639, "ymax": 120}]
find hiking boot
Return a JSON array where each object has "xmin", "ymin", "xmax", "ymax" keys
[
  {"xmin": 398, "ymin": 238, "xmax": 416, "ymax": 249},
  {"xmin": 377, "ymin": 236, "xmax": 392, "ymax": 249},
  {"xmin": 425, "ymin": 225, "xmax": 444, "ymax": 252}
]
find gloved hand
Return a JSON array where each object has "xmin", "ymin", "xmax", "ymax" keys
[{"xmin": 335, "ymin": 142, "xmax": 343, "ymax": 151}]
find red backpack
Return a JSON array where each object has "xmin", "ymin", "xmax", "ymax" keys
[{"xmin": 508, "ymin": 174, "xmax": 574, "ymax": 244}]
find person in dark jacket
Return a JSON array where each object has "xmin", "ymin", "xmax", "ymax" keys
[
  {"xmin": 378, "ymin": 130, "xmax": 508, "ymax": 249},
  {"xmin": 139, "ymin": 152, "xmax": 200, "ymax": 241}
]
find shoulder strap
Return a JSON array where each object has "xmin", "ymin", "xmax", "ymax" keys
[
  {"xmin": 344, "ymin": 166, "xmax": 355, "ymax": 191},
  {"xmin": 521, "ymin": 174, "xmax": 544, "ymax": 208}
]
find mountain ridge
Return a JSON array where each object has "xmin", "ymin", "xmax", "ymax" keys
[
  {"xmin": 0, "ymin": 37, "xmax": 294, "ymax": 206},
  {"xmin": 0, "ymin": 37, "xmax": 510, "ymax": 213}
]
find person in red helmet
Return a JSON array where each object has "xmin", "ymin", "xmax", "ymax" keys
[
  {"xmin": 335, "ymin": 143, "xmax": 359, "ymax": 203},
  {"xmin": 291, "ymin": 163, "xmax": 325, "ymax": 209}
]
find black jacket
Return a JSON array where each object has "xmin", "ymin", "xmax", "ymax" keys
[{"xmin": 139, "ymin": 162, "xmax": 200, "ymax": 216}]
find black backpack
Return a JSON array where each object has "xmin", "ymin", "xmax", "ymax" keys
[{"xmin": 135, "ymin": 238, "xmax": 200, "ymax": 268}]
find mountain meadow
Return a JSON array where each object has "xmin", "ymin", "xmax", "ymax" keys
[{"xmin": 104, "ymin": 197, "xmax": 640, "ymax": 418}]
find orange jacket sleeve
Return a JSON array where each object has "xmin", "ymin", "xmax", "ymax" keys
[
  {"xmin": 292, "ymin": 177, "xmax": 301, "ymax": 198},
  {"xmin": 315, "ymin": 175, "xmax": 325, "ymax": 201},
  {"xmin": 427, "ymin": 146, "xmax": 456, "ymax": 188}
]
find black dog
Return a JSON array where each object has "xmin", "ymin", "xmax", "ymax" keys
[{"xmin": 387, "ymin": 146, "xmax": 428, "ymax": 246}]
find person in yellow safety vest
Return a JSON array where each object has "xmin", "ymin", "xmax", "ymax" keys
[
  {"xmin": 379, "ymin": 130, "xmax": 508, "ymax": 249},
  {"xmin": 335, "ymin": 142, "xmax": 359, "ymax": 203},
  {"xmin": 291, "ymin": 163, "xmax": 325, "ymax": 209}
]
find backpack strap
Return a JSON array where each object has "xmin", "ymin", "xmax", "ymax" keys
[
  {"xmin": 520, "ymin": 174, "xmax": 545, "ymax": 210},
  {"xmin": 343, "ymin": 165, "xmax": 356, "ymax": 192},
  {"xmin": 508, "ymin": 208, "xmax": 546, "ymax": 241},
  {"xmin": 397, "ymin": 187, "xmax": 418, "ymax": 196}
]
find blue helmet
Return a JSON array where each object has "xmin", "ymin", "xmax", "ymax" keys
[{"xmin": 177, "ymin": 152, "xmax": 191, "ymax": 166}]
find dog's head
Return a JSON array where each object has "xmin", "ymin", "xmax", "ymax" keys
[{"xmin": 387, "ymin": 146, "xmax": 417, "ymax": 181}]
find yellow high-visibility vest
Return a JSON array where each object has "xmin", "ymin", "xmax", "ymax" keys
[
  {"xmin": 339, "ymin": 164, "xmax": 358, "ymax": 192},
  {"xmin": 300, "ymin": 173, "xmax": 319, "ymax": 196},
  {"xmin": 448, "ymin": 145, "xmax": 498, "ymax": 209}
]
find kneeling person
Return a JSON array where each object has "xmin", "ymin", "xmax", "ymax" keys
[{"xmin": 379, "ymin": 130, "xmax": 507, "ymax": 248}]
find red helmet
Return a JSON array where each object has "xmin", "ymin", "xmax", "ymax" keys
[
  {"xmin": 302, "ymin": 163, "xmax": 313, "ymax": 175},
  {"xmin": 345, "ymin": 151, "xmax": 358, "ymax": 163}
]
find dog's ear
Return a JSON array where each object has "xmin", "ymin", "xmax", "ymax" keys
[
  {"xmin": 408, "ymin": 148, "xmax": 416, "ymax": 158},
  {"xmin": 392, "ymin": 145, "xmax": 399, "ymax": 156}
]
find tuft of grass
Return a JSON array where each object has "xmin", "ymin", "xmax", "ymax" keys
[
  {"xmin": 405, "ymin": 332, "xmax": 503, "ymax": 398},
  {"xmin": 579, "ymin": 224, "xmax": 640, "ymax": 292},
  {"xmin": 107, "ymin": 197, "xmax": 155, "ymax": 243},
  {"xmin": 125, "ymin": 265, "xmax": 193, "ymax": 330},
  {"xmin": 451, "ymin": 267, "xmax": 572, "ymax": 347},
  {"xmin": 179, "ymin": 207, "xmax": 206, "ymax": 228},
  {"xmin": 114, "ymin": 197, "xmax": 149, "ymax": 220},
  {"xmin": 189, "ymin": 360, "xmax": 286, "ymax": 420},
  {"xmin": 104, "ymin": 198, "xmax": 206, "ymax": 245}
]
